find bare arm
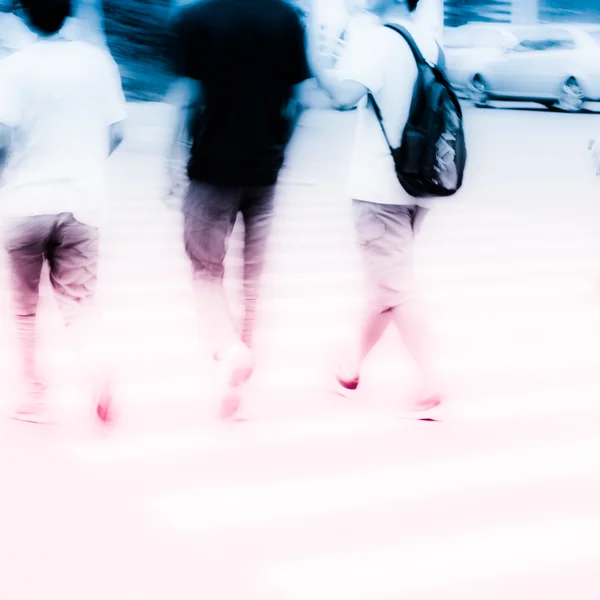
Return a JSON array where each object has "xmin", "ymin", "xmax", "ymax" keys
[
  {"xmin": 304, "ymin": 3, "xmax": 367, "ymax": 110},
  {"xmin": 164, "ymin": 77, "xmax": 203, "ymax": 196},
  {"xmin": 167, "ymin": 77, "xmax": 203, "ymax": 159}
]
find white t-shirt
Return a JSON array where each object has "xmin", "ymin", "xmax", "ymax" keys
[
  {"xmin": 0, "ymin": 12, "xmax": 36, "ymax": 52},
  {"xmin": 336, "ymin": 11, "xmax": 439, "ymax": 207},
  {"xmin": 0, "ymin": 37, "xmax": 126, "ymax": 228}
]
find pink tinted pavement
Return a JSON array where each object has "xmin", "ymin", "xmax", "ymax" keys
[{"xmin": 1, "ymin": 102, "xmax": 600, "ymax": 599}]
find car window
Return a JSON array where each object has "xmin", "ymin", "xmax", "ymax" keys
[
  {"xmin": 513, "ymin": 39, "xmax": 543, "ymax": 52},
  {"xmin": 544, "ymin": 29, "xmax": 576, "ymax": 49},
  {"xmin": 513, "ymin": 30, "xmax": 576, "ymax": 52},
  {"xmin": 444, "ymin": 27, "xmax": 481, "ymax": 48},
  {"xmin": 445, "ymin": 27, "xmax": 511, "ymax": 49},
  {"xmin": 587, "ymin": 31, "xmax": 600, "ymax": 47}
]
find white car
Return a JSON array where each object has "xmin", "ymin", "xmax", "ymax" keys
[
  {"xmin": 468, "ymin": 24, "xmax": 600, "ymax": 112},
  {"xmin": 444, "ymin": 23, "xmax": 521, "ymax": 98}
]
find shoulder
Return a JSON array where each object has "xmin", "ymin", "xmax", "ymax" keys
[
  {"xmin": 67, "ymin": 42, "xmax": 122, "ymax": 82},
  {"xmin": 275, "ymin": 0, "xmax": 304, "ymax": 20},
  {"xmin": 258, "ymin": 0, "xmax": 305, "ymax": 31},
  {"xmin": 343, "ymin": 15, "xmax": 386, "ymax": 59},
  {"xmin": 172, "ymin": 0, "xmax": 218, "ymax": 30},
  {"xmin": 70, "ymin": 41, "xmax": 116, "ymax": 64},
  {"xmin": 381, "ymin": 20, "xmax": 438, "ymax": 63}
]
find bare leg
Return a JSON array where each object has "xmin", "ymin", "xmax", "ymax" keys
[
  {"xmin": 391, "ymin": 299, "xmax": 436, "ymax": 386},
  {"xmin": 183, "ymin": 182, "xmax": 254, "ymax": 419},
  {"xmin": 349, "ymin": 201, "xmax": 440, "ymax": 405},
  {"xmin": 193, "ymin": 278, "xmax": 240, "ymax": 358},
  {"xmin": 343, "ymin": 304, "xmax": 393, "ymax": 380},
  {"xmin": 395, "ymin": 206, "xmax": 440, "ymax": 395},
  {"xmin": 240, "ymin": 186, "xmax": 276, "ymax": 349},
  {"xmin": 2, "ymin": 216, "xmax": 49, "ymax": 418},
  {"xmin": 183, "ymin": 182, "xmax": 240, "ymax": 358},
  {"xmin": 49, "ymin": 215, "xmax": 113, "ymax": 421}
]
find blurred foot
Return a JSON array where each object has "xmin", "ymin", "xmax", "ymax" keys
[
  {"xmin": 218, "ymin": 343, "xmax": 254, "ymax": 420},
  {"xmin": 405, "ymin": 385, "xmax": 443, "ymax": 421},
  {"xmin": 335, "ymin": 353, "xmax": 360, "ymax": 397},
  {"xmin": 94, "ymin": 384, "xmax": 115, "ymax": 425},
  {"xmin": 336, "ymin": 372, "xmax": 360, "ymax": 396},
  {"xmin": 12, "ymin": 382, "xmax": 49, "ymax": 424}
]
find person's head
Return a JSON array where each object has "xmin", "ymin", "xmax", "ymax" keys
[
  {"xmin": 362, "ymin": 0, "xmax": 419, "ymax": 16},
  {"xmin": 19, "ymin": 0, "xmax": 71, "ymax": 36}
]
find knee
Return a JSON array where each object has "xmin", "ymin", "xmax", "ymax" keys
[
  {"xmin": 371, "ymin": 285, "xmax": 419, "ymax": 313},
  {"xmin": 191, "ymin": 263, "xmax": 225, "ymax": 283}
]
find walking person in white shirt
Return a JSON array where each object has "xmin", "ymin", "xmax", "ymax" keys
[
  {"xmin": 0, "ymin": 0, "xmax": 125, "ymax": 423},
  {"xmin": 307, "ymin": 0, "xmax": 446, "ymax": 417}
]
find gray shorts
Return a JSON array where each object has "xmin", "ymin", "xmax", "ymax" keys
[
  {"xmin": 182, "ymin": 181, "xmax": 276, "ymax": 347},
  {"xmin": 352, "ymin": 200, "xmax": 427, "ymax": 311},
  {"xmin": 2, "ymin": 213, "xmax": 99, "ymax": 321},
  {"xmin": 182, "ymin": 181, "xmax": 275, "ymax": 282}
]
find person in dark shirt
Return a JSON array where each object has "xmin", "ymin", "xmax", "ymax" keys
[{"xmin": 168, "ymin": 0, "xmax": 311, "ymax": 419}]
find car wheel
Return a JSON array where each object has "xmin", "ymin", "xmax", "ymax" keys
[
  {"xmin": 556, "ymin": 77, "xmax": 585, "ymax": 112},
  {"xmin": 541, "ymin": 101, "xmax": 559, "ymax": 111},
  {"xmin": 469, "ymin": 75, "xmax": 490, "ymax": 108}
]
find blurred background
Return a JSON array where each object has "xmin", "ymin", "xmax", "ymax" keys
[{"xmin": 1, "ymin": 0, "xmax": 600, "ymax": 104}]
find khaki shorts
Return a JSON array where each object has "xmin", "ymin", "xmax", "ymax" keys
[{"xmin": 352, "ymin": 200, "xmax": 427, "ymax": 311}]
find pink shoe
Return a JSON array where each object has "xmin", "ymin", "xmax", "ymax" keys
[
  {"xmin": 334, "ymin": 352, "xmax": 361, "ymax": 397},
  {"xmin": 94, "ymin": 384, "xmax": 115, "ymax": 425}
]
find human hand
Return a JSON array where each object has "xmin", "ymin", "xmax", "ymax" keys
[{"xmin": 165, "ymin": 159, "xmax": 189, "ymax": 207}]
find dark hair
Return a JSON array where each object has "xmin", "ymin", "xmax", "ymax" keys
[
  {"xmin": 406, "ymin": 0, "xmax": 419, "ymax": 11},
  {"xmin": 19, "ymin": 0, "xmax": 71, "ymax": 35}
]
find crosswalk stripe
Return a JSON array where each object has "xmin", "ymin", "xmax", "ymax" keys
[
  {"xmin": 80, "ymin": 235, "xmax": 600, "ymax": 263},
  {"xmin": 149, "ymin": 436, "xmax": 600, "ymax": 533},
  {"xmin": 25, "ymin": 258, "xmax": 590, "ymax": 283},
  {"xmin": 49, "ymin": 300, "xmax": 600, "ymax": 333},
  {"xmin": 12, "ymin": 326, "xmax": 595, "ymax": 372},
  {"xmin": 261, "ymin": 515, "xmax": 600, "ymax": 599},
  {"xmin": 62, "ymin": 415, "xmax": 406, "ymax": 464}
]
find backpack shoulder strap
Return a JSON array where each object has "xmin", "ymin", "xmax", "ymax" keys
[
  {"xmin": 383, "ymin": 23, "xmax": 429, "ymax": 66},
  {"xmin": 384, "ymin": 23, "xmax": 446, "ymax": 70},
  {"xmin": 436, "ymin": 42, "xmax": 446, "ymax": 70},
  {"xmin": 368, "ymin": 92, "xmax": 393, "ymax": 153},
  {"xmin": 369, "ymin": 23, "xmax": 423, "ymax": 153},
  {"xmin": 369, "ymin": 23, "xmax": 442, "ymax": 153},
  {"xmin": 368, "ymin": 23, "xmax": 423, "ymax": 154}
]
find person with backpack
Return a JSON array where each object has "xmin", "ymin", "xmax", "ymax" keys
[
  {"xmin": 307, "ymin": 0, "xmax": 466, "ymax": 417},
  {"xmin": 0, "ymin": 0, "xmax": 125, "ymax": 423}
]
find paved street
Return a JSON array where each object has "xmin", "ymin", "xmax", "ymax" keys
[{"xmin": 1, "ymin": 102, "xmax": 600, "ymax": 599}]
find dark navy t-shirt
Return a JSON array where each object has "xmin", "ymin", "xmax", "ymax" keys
[{"xmin": 172, "ymin": 0, "xmax": 311, "ymax": 187}]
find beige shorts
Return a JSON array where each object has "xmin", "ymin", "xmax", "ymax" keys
[{"xmin": 352, "ymin": 200, "xmax": 427, "ymax": 311}]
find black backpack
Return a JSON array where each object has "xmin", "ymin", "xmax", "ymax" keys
[{"xmin": 369, "ymin": 24, "xmax": 467, "ymax": 198}]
